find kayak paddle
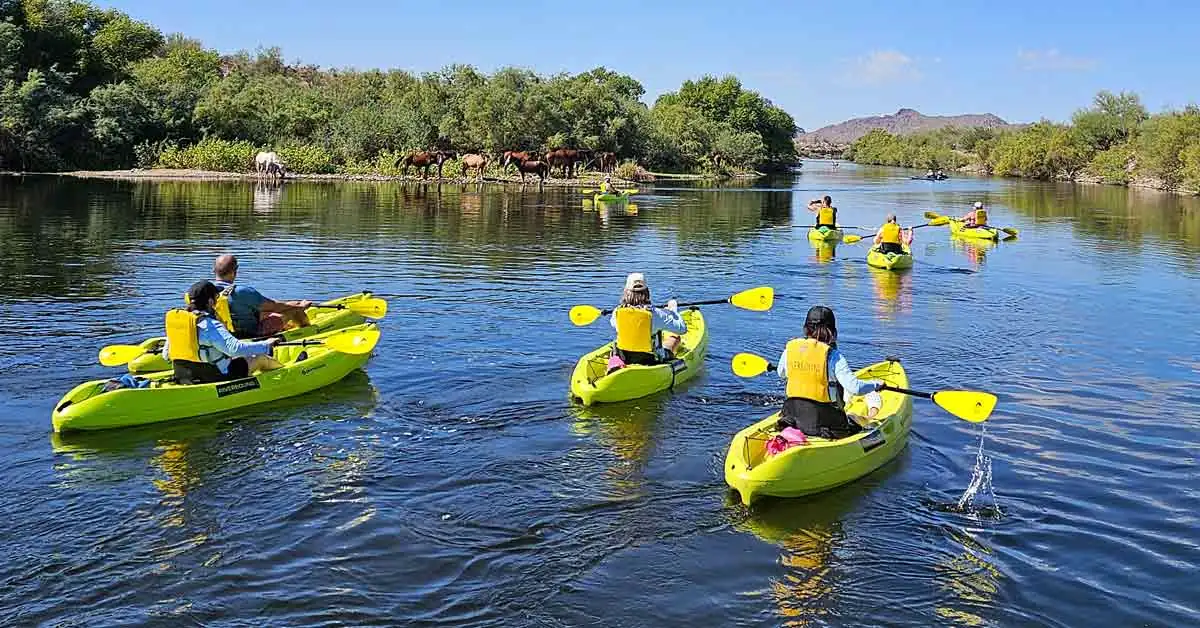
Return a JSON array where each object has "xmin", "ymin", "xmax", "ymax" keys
[
  {"xmin": 276, "ymin": 326, "xmax": 380, "ymax": 355},
  {"xmin": 582, "ymin": 188, "xmax": 639, "ymax": 195},
  {"xmin": 730, "ymin": 352, "xmax": 997, "ymax": 423},
  {"xmin": 570, "ymin": 286, "xmax": 774, "ymax": 327},
  {"xmin": 98, "ymin": 326, "xmax": 380, "ymax": 366},
  {"xmin": 842, "ymin": 234, "xmax": 864, "ymax": 244},
  {"xmin": 912, "ymin": 216, "xmax": 949, "ymax": 228},
  {"xmin": 311, "ymin": 297, "xmax": 388, "ymax": 318}
]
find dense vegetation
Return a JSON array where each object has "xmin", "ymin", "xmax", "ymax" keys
[
  {"xmin": 847, "ymin": 91, "xmax": 1200, "ymax": 192},
  {"xmin": 0, "ymin": 0, "xmax": 797, "ymax": 174}
]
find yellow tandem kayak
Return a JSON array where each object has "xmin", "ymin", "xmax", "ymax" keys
[
  {"xmin": 569, "ymin": 309, "xmax": 708, "ymax": 406},
  {"xmin": 724, "ymin": 360, "xmax": 913, "ymax": 505}
]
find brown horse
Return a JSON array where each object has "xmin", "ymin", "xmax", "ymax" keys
[
  {"xmin": 513, "ymin": 158, "xmax": 548, "ymax": 184},
  {"xmin": 461, "ymin": 153, "xmax": 488, "ymax": 182},
  {"xmin": 500, "ymin": 150, "xmax": 534, "ymax": 173},
  {"xmin": 595, "ymin": 151, "xmax": 618, "ymax": 173},
  {"xmin": 399, "ymin": 150, "xmax": 457, "ymax": 179},
  {"xmin": 545, "ymin": 148, "xmax": 594, "ymax": 178}
]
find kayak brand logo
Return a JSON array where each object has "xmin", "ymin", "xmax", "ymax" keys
[
  {"xmin": 301, "ymin": 364, "xmax": 327, "ymax": 376},
  {"xmin": 216, "ymin": 377, "xmax": 261, "ymax": 397}
]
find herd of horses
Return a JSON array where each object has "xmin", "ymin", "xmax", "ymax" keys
[{"xmin": 253, "ymin": 149, "xmax": 619, "ymax": 184}]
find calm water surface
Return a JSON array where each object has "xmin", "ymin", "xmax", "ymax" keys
[{"xmin": 1, "ymin": 162, "xmax": 1197, "ymax": 626}]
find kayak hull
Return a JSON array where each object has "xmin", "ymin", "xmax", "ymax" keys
[
  {"xmin": 866, "ymin": 245, "xmax": 913, "ymax": 270},
  {"xmin": 594, "ymin": 193, "xmax": 630, "ymax": 203},
  {"xmin": 127, "ymin": 292, "xmax": 373, "ymax": 373},
  {"xmin": 53, "ymin": 323, "xmax": 377, "ymax": 432},
  {"xmin": 807, "ymin": 226, "xmax": 843, "ymax": 242},
  {"xmin": 724, "ymin": 360, "xmax": 912, "ymax": 505},
  {"xmin": 570, "ymin": 309, "xmax": 707, "ymax": 406},
  {"xmin": 949, "ymin": 219, "xmax": 1001, "ymax": 241}
]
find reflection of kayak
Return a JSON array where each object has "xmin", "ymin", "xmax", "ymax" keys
[
  {"xmin": 807, "ymin": 226, "xmax": 843, "ymax": 242},
  {"xmin": 866, "ymin": 245, "xmax": 913, "ymax": 270},
  {"xmin": 570, "ymin": 309, "xmax": 707, "ymax": 406},
  {"xmin": 724, "ymin": 360, "xmax": 912, "ymax": 505},
  {"xmin": 53, "ymin": 323, "xmax": 378, "ymax": 433},
  {"xmin": 811, "ymin": 242, "xmax": 837, "ymax": 264},
  {"xmin": 949, "ymin": 218, "xmax": 1001, "ymax": 241},
  {"xmin": 127, "ymin": 292, "xmax": 374, "ymax": 374}
]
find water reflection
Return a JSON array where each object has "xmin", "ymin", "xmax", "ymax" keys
[
  {"xmin": 950, "ymin": 237, "xmax": 996, "ymax": 269},
  {"xmin": 933, "ymin": 526, "xmax": 1003, "ymax": 626},
  {"xmin": 810, "ymin": 242, "xmax": 837, "ymax": 264},
  {"xmin": 869, "ymin": 267, "xmax": 913, "ymax": 320}
]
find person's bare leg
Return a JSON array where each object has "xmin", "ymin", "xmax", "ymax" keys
[
  {"xmin": 662, "ymin": 334, "xmax": 682, "ymax": 356},
  {"xmin": 248, "ymin": 354, "xmax": 282, "ymax": 373}
]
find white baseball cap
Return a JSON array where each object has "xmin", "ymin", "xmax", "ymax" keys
[
  {"xmin": 625, "ymin": 272, "xmax": 647, "ymax": 290},
  {"xmin": 974, "ymin": 201, "xmax": 984, "ymax": 209}
]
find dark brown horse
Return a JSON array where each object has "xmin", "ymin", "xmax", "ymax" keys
[
  {"xmin": 513, "ymin": 158, "xmax": 548, "ymax": 184},
  {"xmin": 544, "ymin": 148, "xmax": 591, "ymax": 178},
  {"xmin": 595, "ymin": 151, "xmax": 618, "ymax": 173},
  {"xmin": 500, "ymin": 150, "xmax": 534, "ymax": 173},
  {"xmin": 399, "ymin": 150, "xmax": 458, "ymax": 179}
]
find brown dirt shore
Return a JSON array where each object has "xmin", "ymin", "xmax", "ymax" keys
[{"xmin": 10, "ymin": 168, "xmax": 760, "ymax": 185}]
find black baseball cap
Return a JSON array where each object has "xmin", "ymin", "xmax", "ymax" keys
[{"xmin": 805, "ymin": 305, "xmax": 836, "ymax": 327}]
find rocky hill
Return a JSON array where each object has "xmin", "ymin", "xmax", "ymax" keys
[{"xmin": 796, "ymin": 108, "xmax": 1014, "ymax": 153}]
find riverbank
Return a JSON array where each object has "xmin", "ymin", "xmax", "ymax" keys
[{"xmin": 27, "ymin": 168, "xmax": 764, "ymax": 186}]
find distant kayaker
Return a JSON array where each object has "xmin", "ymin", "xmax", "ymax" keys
[
  {"xmin": 873, "ymin": 214, "xmax": 914, "ymax": 255},
  {"xmin": 775, "ymin": 306, "xmax": 884, "ymax": 439},
  {"xmin": 811, "ymin": 195, "xmax": 837, "ymax": 229},
  {"xmin": 936, "ymin": 169, "xmax": 945, "ymax": 179},
  {"xmin": 608, "ymin": 272, "xmax": 687, "ymax": 371},
  {"xmin": 600, "ymin": 175, "xmax": 615, "ymax": 194},
  {"xmin": 961, "ymin": 201, "xmax": 988, "ymax": 227},
  {"xmin": 926, "ymin": 169, "xmax": 935, "ymax": 178},
  {"xmin": 162, "ymin": 281, "xmax": 281, "ymax": 384},
  {"xmin": 212, "ymin": 254, "xmax": 313, "ymax": 338}
]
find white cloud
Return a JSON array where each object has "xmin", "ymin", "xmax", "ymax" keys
[
  {"xmin": 844, "ymin": 50, "xmax": 922, "ymax": 86},
  {"xmin": 1017, "ymin": 48, "xmax": 1097, "ymax": 71}
]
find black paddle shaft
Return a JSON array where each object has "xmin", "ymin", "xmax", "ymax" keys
[
  {"xmin": 880, "ymin": 384, "xmax": 932, "ymax": 399},
  {"xmin": 600, "ymin": 298, "xmax": 728, "ymax": 316}
]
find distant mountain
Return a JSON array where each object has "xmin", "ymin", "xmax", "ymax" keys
[{"xmin": 797, "ymin": 108, "xmax": 1014, "ymax": 147}]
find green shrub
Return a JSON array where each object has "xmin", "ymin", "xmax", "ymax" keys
[
  {"xmin": 1087, "ymin": 145, "xmax": 1134, "ymax": 185},
  {"xmin": 277, "ymin": 144, "xmax": 336, "ymax": 174},
  {"xmin": 155, "ymin": 138, "xmax": 256, "ymax": 172},
  {"xmin": 614, "ymin": 160, "xmax": 640, "ymax": 180}
]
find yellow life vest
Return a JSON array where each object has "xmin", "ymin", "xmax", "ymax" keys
[
  {"xmin": 165, "ymin": 309, "xmax": 203, "ymax": 362},
  {"xmin": 183, "ymin": 285, "xmax": 235, "ymax": 331},
  {"xmin": 785, "ymin": 338, "xmax": 833, "ymax": 402},
  {"xmin": 600, "ymin": 181, "xmax": 610, "ymax": 193},
  {"xmin": 879, "ymin": 222, "xmax": 901, "ymax": 244},
  {"xmin": 817, "ymin": 206, "xmax": 836, "ymax": 226},
  {"xmin": 614, "ymin": 307, "xmax": 654, "ymax": 353},
  {"xmin": 974, "ymin": 209, "xmax": 988, "ymax": 226}
]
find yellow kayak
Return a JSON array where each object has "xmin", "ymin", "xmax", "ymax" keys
[
  {"xmin": 866, "ymin": 245, "xmax": 913, "ymax": 270},
  {"xmin": 807, "ymin": 226, "xmax": 843, "ymax": 242},
  {"xmin": 126, "ymin": 292, "xmax": 374, "ymax": 373},
  {"xmin": 949, "ymin": 218, "xmax": 1001, "ymax": 241},
  {"xmin": 570, "ymin": 309, "xmax": 707, "ymax": 405},
  {"xmin": 724, "ymin": 360, "xmax": 913, "ymax": 505}
]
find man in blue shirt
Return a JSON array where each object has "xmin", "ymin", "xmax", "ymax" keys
[{"xmin": 212, "ymin": 255, "xmax": 314, "ymax": 338}]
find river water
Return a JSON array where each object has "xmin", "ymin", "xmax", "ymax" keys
[{"xmin": 1, "ymin": 163, "xmax": 1197, "ymax": 626}]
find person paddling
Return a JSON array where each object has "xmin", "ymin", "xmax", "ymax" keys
[
  {"xmin": 960, "ymin": 201, "xmax": 988, "ymax": 227},
  {"xmin": 608, "ymin": 273, "xmax": 687, "ymax": 371},
  {"xmin": 599, "ymin": 175, "xmax": 616, "ymax": 195},
  {"xmin": 162, "ymin": 281, "xmax": 281, "ymax": 384},
  {"xmin": 212, "ymin": 254, "xmax": 313, "ymax": 338},
  {"xmin": 873, "ymin": 214, "xmax": 914, "ymax": 255},
  {"xmin": 775, "ymin": 306, "xmax": 883, "ymax": 439},
  {"xmin": 812, "ymin": 195, "xmax": 837, "ymax": 229}
]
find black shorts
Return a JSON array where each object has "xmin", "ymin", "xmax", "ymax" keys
[
  {"xmin": 615, "ymin": 348, "xmax": 660, "ymax": 366},
  {"xmin": 877, "ymin": 242, "xmax": 905, "ymax": 255},
  {"xmin": 174, "ymin": 357, "xmax": 249, "ymax": 385},
  {"xmin": 780, "ymin": 397, "xmax": 862, "ymax": 439}
]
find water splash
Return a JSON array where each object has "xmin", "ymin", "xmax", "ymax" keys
[{"xmin": 955, "ymin": 425, "xmax": 1002, "ymax": 519}]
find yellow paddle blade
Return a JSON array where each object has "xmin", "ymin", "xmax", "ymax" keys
[
  {"xmin": 98, "ymin": 344, "xmax": 146, "ymax": 367},
  {"xmin": 731, "ymin": 352, "xmax": 772, "ymax": 378},
  {"xmin": 569, "ymin": 304, "xmax": 603, "ymax": 326},
  {"xmin": 346, "ymin": 297, "xmax": 388, "ymax": 318},
  {"xmin": 929, "ymin": 216, "xmax": 950, "ymax": 226},
  {"xmin": 581, "ymin": 189, "xmax": 596, "ymax": 194},
  {"xmin": 924, "ymin": 211, "xmax": 944, "ymax": 220},
  {"xmin": 729, "ymin": 286, "xmax": 774, "ymax": 311},
  {"xmin": 1002, "ymin": 227, "xmax": 1019, "ymax": 237},
  {"xmin": 930, "ymin": 390, "xmax": 997, "ymax": 423},
  {"xmin": 322, "ymin": 327, "xmax": 381, "ymax": 355},
  {"xmin": 627, "ymin": 203, "xmax": 639, "ymax": 215},
  {"xmin": 620, "ymin": 188, "xmax": 639, "ymax": 195},
  {"xmin": 843, "ymin": 234, "xmax": 863, "ymax": 244}
]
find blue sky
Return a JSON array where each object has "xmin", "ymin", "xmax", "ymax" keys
[{"xmin": 101, "ymin": 0, "xmax": 1198, "ymax": 129}]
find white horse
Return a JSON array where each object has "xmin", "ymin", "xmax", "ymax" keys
[{"xmin": 254, "ymin": 151, "xmax": 286, "ymax": 179}]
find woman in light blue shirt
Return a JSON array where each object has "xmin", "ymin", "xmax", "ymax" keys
[{"xmin": 162, "ymin": 281, "xmax": 281, "ymax": 384}]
